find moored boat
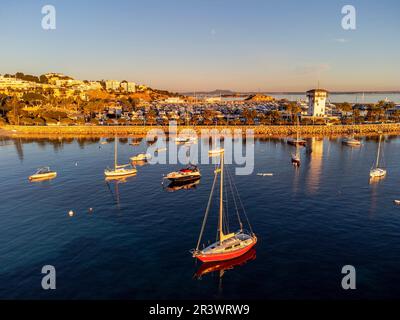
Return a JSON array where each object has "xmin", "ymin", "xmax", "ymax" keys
[
  {"xmin": 105, "ymin": 137, "xmax": 137, "ymax": 178},
  {"xmin": 342, "ymin": 137, "xmax": 361, "ymax": 146},
  {"xmin": 369, "ymin": 135, "xmax": 386, "ymax": 179},
  {"xmin": 165, "ymin": 164, "xmax": 201, "ymax": 183},
  {"xmin": 191, "ymin": 148, "xmax": 257, "ymax": 263},
  {"xmin": 130, "ymin": 153, "xmax": 152, "ymax": 162},
  {"xmin": 29, "ymin": 167, "xmax": 57, "ymax": 181}
]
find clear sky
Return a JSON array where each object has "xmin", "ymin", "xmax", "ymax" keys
[{"xmin": 0, "ymin": 0, "xmax": 399, "ymax": 92}]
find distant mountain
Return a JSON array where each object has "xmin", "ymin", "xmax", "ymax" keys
[{"xmin": 244, "ymin": 94, "xmax": 275, "ymax": 102}]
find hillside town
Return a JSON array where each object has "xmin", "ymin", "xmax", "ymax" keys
[{"xmin": 0, "ymin": 72, "xmax": 399, "ymax": 127}]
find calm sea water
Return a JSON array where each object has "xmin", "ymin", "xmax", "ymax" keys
[{"xmin": 1, "ymin": 135, "xmax": 400, "ymax": 299}]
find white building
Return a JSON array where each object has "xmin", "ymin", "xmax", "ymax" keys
[
  {"xmin": 163, "ymin": 97, "xmax": 185, "ymax": 104},
  {"xmin": 306, "ymin": 89, "xmax": 328, "ymax": 117},
  {"xmin": 0, "ymin": 76, "xmax": 37, "ymax": 90},
  {"xmin": 120, "ymin": 81, "xmax": 136, "ymax": 93},
  {"xmin": 105, "ymin": 80, "xmax": 120, "ymax": 91}
]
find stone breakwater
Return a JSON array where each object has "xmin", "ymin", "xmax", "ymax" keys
[{"xmin": 1, "ymin": 124, "xmax": 400, "ymax": 137}]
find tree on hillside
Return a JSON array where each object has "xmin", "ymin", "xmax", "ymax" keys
[
  {"xmin": 5, "ymin": 97, "xmax": 24, "ymax": 125},
  {"xmin": 337, "ymin": 102, "xmax": 353, "ymax": 115}
]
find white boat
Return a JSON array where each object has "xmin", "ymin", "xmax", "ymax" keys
[
  {"xmin": 342, "ymin": 137, "xmax": 361, "ymax": 146},
  {"xmin": 208, "ymin": 148, "xmax": 225, "ymax": 157},
  {"xmin": 155, "ymin": 147, "xmax": 167, "ymax": 153},
  {"xmin": 104, "ymin": 137, "xmax": 137, "ymax": 178},
  {"xmin": 29, "ymin": 167, "xmax": 57, "ymax": 181},
  {"xmin": 176, "ymin": 136, "xmax": 197, "ymax": 144},
  {"xmin": 130, "ymin": 153, "xmax": 152, "ymax": 162},
  {"xmin": 369, "ymin": 135, "xmax": 386, "ymax": 178},
  {"xmin": 175, "ymin": 137, "xmax": 190, "ymax": 143},
  {"xmin": 394, "ymin": 200, "xmax": 400, "ymax": 205}
]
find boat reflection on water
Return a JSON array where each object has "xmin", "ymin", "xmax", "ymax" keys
[
  {"xmin": 194, "ymin": 248, "xmax": 256, "ymax": 280},
  {"xmin": 164, "ymin": 179, "xmax": 200, "ymax": 192},
  {"xmin": 105, "ymin": 175, "xmax": 136, "ymax": 209}
]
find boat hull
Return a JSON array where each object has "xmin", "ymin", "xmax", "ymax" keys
[
  {"xmin": 29, "ymin": 172, "xmax": 57, "ymax": 181},
  {"xmin": 342, "ymin": 139, "xmax": 361, "ymax": 146},
  {"xmin": 195, "ymin": 238, "xmax": 257, "ymax": 263},
  {"xmin": 104, "ymin": 169, "xmax": 137, "ymax": 177},
  {"xmin": 167, "ymin": 175, "xmax": 201, "ymax": 183},
  {"xmin": 370, "ymin": 168, "xmax": 387, "ymax": 178},
  {"xmin": 195, "ymin": 248, "xmax": 256, "ymax": 278}
]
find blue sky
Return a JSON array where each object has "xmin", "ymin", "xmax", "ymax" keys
[{"xmin": 0, "ymin": 0, "xmax": 399, "ymax": 92}]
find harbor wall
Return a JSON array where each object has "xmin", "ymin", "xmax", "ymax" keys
[{"xmin": 1, "ymin": 124, "xmax": 400, "ymax": 137}]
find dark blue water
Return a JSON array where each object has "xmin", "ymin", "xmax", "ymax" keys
[{"xmin": 1, "ymin": 135, "xmax": 400, "ymax": 299}]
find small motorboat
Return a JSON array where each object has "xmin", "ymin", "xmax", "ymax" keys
[
  {"xmin": 257, "ymin": 173, "xmax": 274, "ymax": 177},
  {"xmin": 175, "ymin": 137, "xmax": 190, "ymax": 144},
  {"xmin": 342, "ymin": 138, "xmax": 361, "ymax": 146},
  {"xmin": 394, "ymin": 200, "xmax": 400, "ymax": 205},
  {"xmin": 130, "ymin": 153, "xmax": 152, "ymax": 162},
  {"xmin": 165, "ymin": 164, "xmax": 201, "ymax": 183},
  {"xmin": 29, "ymin": 167, "xmax": 57, "ymax": 181}
]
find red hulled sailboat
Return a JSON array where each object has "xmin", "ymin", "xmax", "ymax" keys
[{"xmin": 191, "ymin": 149, "xmax": 257, "ymax": 263}]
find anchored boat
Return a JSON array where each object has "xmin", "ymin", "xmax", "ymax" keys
[
  {"xmin": 191, "ymin": 149, "xmax": 257, "ymax": 263},
  {"xmin": 29, "ymin": 167, "xmax": 57, "ymax": 181},
  {"xmin": 130, "ymin": 153, "xmax": 152, "ymax": 162},
  {"xmin": 165, "ymin": 164, "xmax": 201, "ymax": 183},
  {"xmin": 370, "ymin": 135, "xmax": 387, "ymax": 178},
  {"xmin": 104, "ymin": 137, "xmax": 137, "ymax": 178},
  {"xmin": 342, "ymin": 137, "xmax": 361, "ymax": 146}
]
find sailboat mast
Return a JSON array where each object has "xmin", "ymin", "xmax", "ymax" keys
[
  {"xmin": 376, "ymin": 135, "xmax": 381, "ymax": 168},
  {"xmin": 219, "ymin": 151, "xmax": 224, "ymax": 244},
  {"xmin": 114, "ymin": 136, "xmax": 118, "ymax": 170}
]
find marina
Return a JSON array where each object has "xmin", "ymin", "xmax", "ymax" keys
[{"xmin": 1, "ymin": 134, "xmax": 400, "ymax": 299}]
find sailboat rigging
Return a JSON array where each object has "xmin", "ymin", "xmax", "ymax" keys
[{"xmin": 191, "ymin": 149, "xmax": 257, "ymax": 263}]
